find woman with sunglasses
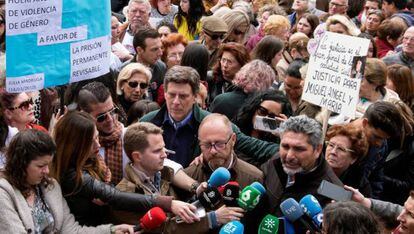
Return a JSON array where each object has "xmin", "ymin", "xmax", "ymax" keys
[
  {"xmin": 0, "ymin": 129, "xmax": 136, "ymax": 233},
  {"xmin": 0, "ymin": 91, "xmax": 47, "ymax": 132},
  {"xmin": 325, "ymin": 124, "xmax": 371, "ymax": 197},
  {"xmin": 116, "ymin": 63, "xmax": 151, "ymax": 124},
  {"xmin": 51, "ymin": 111, "xmax": 197, "ymax": 226}
]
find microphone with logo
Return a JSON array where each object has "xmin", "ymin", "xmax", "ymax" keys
[
  {"xmin": 220, "ymin": 181, "xmax": 240, "ymax": 207},
  {"xmin": 219, "ymin": 220, "xmax": 245, "ymax": 234},
  {"xmin": 197, "ymin": 167, "xmax": 231, "ymax": 210},
  {"xmin": 299, "ymin": 194, "xmax": 323, "ymax": 229},
  {"xmin": 237, "ymin": 182, "xmax": 265, "ymax": 211},
  {"xmin": 133, "ymin": 207, "xmax": 167, "ymax": 232},
  {"xmin": 280, "ymin": 198, "xmax": 320, "ymax": 233},
  {"xmin": 258, "ymin": 214, "xmax": 279, "ymax": 234}
]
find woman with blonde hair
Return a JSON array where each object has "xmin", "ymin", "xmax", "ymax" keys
[
  {"xmin": 221, "ymin": 9, "xmax": 250, "ymax": 44},
  {"xmin": 116, "ymin": 63, "xmax": 151, "ymax": 122},
  {"xmin": 263, "ymin": 14, "xmax": 291, "ymax": 43},
  {"xmin": 326, "ymin": 14, "xmax": 361, "ymax": 36}
]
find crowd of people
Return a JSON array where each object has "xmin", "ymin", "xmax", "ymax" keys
[{"xmin": 1, "ymin": 0, "xmax": 414, "ymax": 233}]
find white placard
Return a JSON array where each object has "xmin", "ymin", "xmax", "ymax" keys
[
  {"xmin": 37, "ymin": 25, "xmax": 88, "ymax": 46},
  {"xmin": 302, "ymin": 32, "xmax": 370, "ymax": 117},
  {"xmin": 6, "ymin": 73, "xmax": 45, "ymax": 93}
]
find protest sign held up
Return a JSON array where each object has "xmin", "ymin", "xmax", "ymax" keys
[
  {"xmin": 5, "ymin": 0, "xmax": 110, "ymax": 93},
  {"xmin": 302, "ymin": 31, "xmax": 370, "ymax": 118}
]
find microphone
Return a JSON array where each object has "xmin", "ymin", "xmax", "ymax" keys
[
  {"xmin": 250, "ymin": 181, "xmax": 266, "ymax": 194},
  {"xmin": 258, "ymin": 214, "xmax": 279, "ymax": 234},
  {"xmin": 219, "ymin": 220, "xmax": 244, "ymax": 234},
  {"xmin": 280, "ymin": 198, "xmax": 320, "ymax": 233},
  {"xmin": 197, "ymin": 186, "xmax": 222, "ymax": 210},
  {"xmin": 221, "ymin": 181, "xmax": 240, "ymax": 207},
  {"xmin": 237, "ymin": 185, "xmax": 262, "ymax": 211},
  {"xmin": 208, "ymin": 167, "xmax": 231, "ymax": 187},
  {"xmin": 299, "ymin": 195, "xmax": 323, "ymax": 228},
  {"xmin": 133, "ymin": 207, "xmax": 167, "ymax": 232}
]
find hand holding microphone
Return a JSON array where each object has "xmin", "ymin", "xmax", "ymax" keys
[
  {"xmin": 197, "ymin": 167, "xmax": 231, "ymax": 209},
  {"xmin": 299, "ymin": 194, "xmax": 323, "ymax": 229},
  {"xmin": 215, "ymin": 205, "xmax": 245, "ymax": 225},
  {"xmin": 171, "ymin": 200, "xmax": 200, "ymax": 223}
]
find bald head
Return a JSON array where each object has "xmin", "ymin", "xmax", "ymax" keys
[{"xmin": 199, "ymin": 114, "xmax": 233, "ymax": 136}]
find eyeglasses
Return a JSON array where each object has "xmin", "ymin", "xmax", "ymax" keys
[
  {"xmin": 95, "ymin": 107, "xmax": 118, "ymax": 123},
  {"xmin": 9, "ymin": 98, "xmax": 33, "ymax": 111},
  {"xmin": 199, "ymin": 135, "xmax": 232, "ymax": 152},
  {"xmin": 329, "ymin": 1, "xmax": 347, "ymax": 7},
  {"xmin": 128, "ymin": 81, "xmax": 148, "ymax": 89},
  {"xmin": 257, "ymin": 106, "xmax": 279, "ymax": 119},
  {"xmin": 204, "ymin": 31, "xmax": 225, "ymax": 40},
  {"xmin": 325, "ymin": 141, "xmax": 355, "ymax": 154}
]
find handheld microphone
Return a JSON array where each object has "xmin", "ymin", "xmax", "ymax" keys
[
  {"xmin": 197, "ymin": 186, "xmax": 222, "ymax": 210},
  {"xmin": 237, "ymin": 185, "xmax": 261, "ymax": 211},
  {"xmin": 219, "ymin": 220, "xmax": 244, "ymax": 234},
  {"xmin": 208, "ymin": 167, "xmax": 231, "ymax": 187},
  {"xmin": 250, "ymin": 181, "xmax": 266, "ymax": 195},
  {"xmin": 280, "ymin": 198, "xmax": 320, "ymax": 233},
  {"xmin": 133, "ymin": 207, "xmax": 167, "ymax": 232},
  {"xmin": 299, "ymin": 195, "xmax": 323, "ymax": 228},
  {"xmin": 258, "ymin": 214, "xmax": 279, "ymax": 234},
  {"xmin": 222, "ymin": 181, "xmax": 240, "ymax": 207}
]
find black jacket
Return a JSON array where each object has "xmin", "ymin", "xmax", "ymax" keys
[{"xmin": 61, "ymin": 169, "xmax": 171, "ymax": 226}]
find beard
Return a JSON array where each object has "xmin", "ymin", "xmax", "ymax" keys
[{"xmin": 282, "ymin": 165, "xmax": 304, "ymax": 175}]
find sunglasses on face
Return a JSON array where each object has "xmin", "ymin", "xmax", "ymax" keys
[
  {"xmin": 128, "ymin": 81, "xmax": 148, "ymax": 89},
  {"xmin": 9, "ymin": 98, "xmax": 34, "ymax": 111},
  {"xmin": 257, "ymin": 106, "xmax": 279, "ymax": 119},
  {"xmin": 96, "ymin": 107, "xmax": 118, "ymax": 123}
]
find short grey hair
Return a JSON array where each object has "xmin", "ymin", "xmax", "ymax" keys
[
  {"xmin": 278, "ymin": 115, "xmax": 322, "ymax": 148},
  {"xmin": 128, "ymin": 0, "xmax": 151, "ymax": 12}
]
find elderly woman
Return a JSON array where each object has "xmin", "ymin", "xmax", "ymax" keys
[
  {"xmin": 0, "ymin": 91, "xmax": 47, "ymax": 131},
  {"xmin": 116, "ymin": 63, "xmax": 151, "ymax": 123},
  {"xmin": 326, "ymin": 14, "xmax": 361, "ymax": 36},
  {"xmin": 375, "ymin": 19, "xmax": 406, "ymax": 58},
  {"xmin": 222, "ymin": 10, "xmax": 250, "ymax": 44},
  {"xmin": 360, "ymin": 9, "xmax": 385, "ymax": 37},
  {"xmin": 208, "ymin": 42, "xmax": 250, "ymax": 104},
  {"xmin": 209, "ymin": 59, "xmax": 275, "ymax": 120},
  {"xmin": 325, "ymin": 124, "xmax": 371, "ymax": 196},
  {"xmin": 0, "ymin": 129, "xmax": 135, "ymax": 233},
  {"xmin": 150, "ymin": 0, "xmax": 178, "ymax": 26},
  {"xmin": 161, "ymin": 33, "xmax": 188, "ymax": 68},
  {"xmin": 356, "ymin": 58, "xmax": 400, "ymax": 118}
]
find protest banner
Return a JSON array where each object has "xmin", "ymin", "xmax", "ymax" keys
[
  {"xmin": 302, "ymin": 31, "xmax": 370, "ymax": 118},
  {"xmin": 5, "ymin": 0, "xmax": 110, "ymax": 93}
]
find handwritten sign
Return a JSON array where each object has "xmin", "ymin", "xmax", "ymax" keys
[
  {"xmin": 302, "ymin": 32, "xmax": 370, "ymax": 117},
  {"xmin": 6, "ymin": 0, "xmax": 110, "ymax": 93}
]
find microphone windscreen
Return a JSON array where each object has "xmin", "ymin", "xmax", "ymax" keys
[
  {"xmin": 237, "ymin": 185, "xmax": 261, "ymax": 211},
  {"xmin": 280, "ymin": 198, "xmax": 305, "ymax": 222},
  {"xmin": 258, "ymin": 214, "xmax": 279, "ymax": 234},
  {"xmin": 140, "ymin": 207, "xmax": 167, "ymax": 230},
  {"xmin": 222, "ymin": 181, "xmax": 240, "ymax": 207},
  {"xmin": 198, "ymin": 186, "xmax": 222, "ymax": 210},
  {"xmin": 208, "ymin": 167, "xmax": 231, "ymax": 187},
  {"xmin": 299, "ymin": 194, "xmax": 322, "ymax": 217},
  {"xmin": 250, "ymin": 182, "xmax": 266, "ymax": 194},
  {"xmin": 219, "ymin": 220, "xmax": 245, "ymax": 234}
]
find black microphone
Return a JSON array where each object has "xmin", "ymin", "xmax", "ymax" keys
[
  {"xmin": 197, "ymin": 186, "xmax": 222, "ymax": 210},
  {"xmin": 221, "ymin": 181, "xmax": 240, "ymax": 207}
]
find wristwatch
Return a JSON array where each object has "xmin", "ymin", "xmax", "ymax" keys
[{"xmin": 190, "ymin": 182, "xmax": 200, "ymax": 194}]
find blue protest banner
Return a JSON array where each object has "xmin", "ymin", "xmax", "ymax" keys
[{"xmin": 5, "ymin": 0, "xmax": 111, "ymax": 93}]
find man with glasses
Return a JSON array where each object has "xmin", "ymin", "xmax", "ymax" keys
[
  {"xmin": 319, "ymin": 0, "xmax": 348, "ymax": 21},
  {"xmin": 350, "ymin": 101, "xmax": 404, "ymax": 199},
  {"xmin": 383, "ymin": 26, "xmax": 414, "ymax": 74},
  {"xmin": 184, "ymin": 113, "xmax": 262, "ymax": 233},
  {"xmin": 199, "ymin": 16, "xmax": 228, "ymax": 69},
  {"xmin": 140, "ymin": 65, "xmax": 278, "ymax": 167}
]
